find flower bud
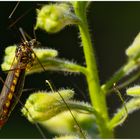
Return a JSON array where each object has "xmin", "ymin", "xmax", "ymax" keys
[
  {"xmin": 35, "ymin": 3, "xmax": 81, "ymax": 33},
  {"xmin": 126, "ymin": 86, "xmax": 140, "ymax": 96},
  {"xmin": 21, "ymin": 89, "xmax": 74, "ymax": 122},
  {"xmin": 1, "ymin": 46, "xmax": 16, "ymax": 70},
  {"xmin": 126, "ymin": 33, "xmax": 140, "ymax": 59}
]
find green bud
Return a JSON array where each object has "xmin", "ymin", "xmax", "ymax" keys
[
  {"xmin": 21, "ymin": 89, "xmax": 74, "ymax": 122},
  {"xmin": 34, "ymin": 48, "xmax": 58, "ymax": 59},
  {"xmin": 127, "ymin": 86, "xmax": 140, "ymax": 96},
  {"xmin": 22, "ymin": 89, "xmax": 97, "ymax": 138},
  {"xmin": 1, "ymin": 46, "xmax": 16, "ymax": 70},
  {"xmin": 35, "ymin": 3, "xmax": 81, "ymax": 33},
  {"xmin": 5, "ymin": 45, "xmax": 16, "ymax": 55},
  {"xmin": 126, "ymin": 33, "xmax": 140, "ymax": 59},
  {"xmin": 109, "ymin": 97, "xmax": 140, "ymax": 128}
]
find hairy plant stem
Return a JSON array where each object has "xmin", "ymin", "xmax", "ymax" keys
[
  {"xmin": 73, "ymin": 2, "xmax": 114, "ymax": 138},
  {"xmin": 102, "ymin": 59, "xmax": 139, "ymax": 94}
]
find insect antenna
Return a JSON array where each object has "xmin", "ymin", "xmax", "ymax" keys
[
  {"xmin": 19, "ymin": 27, "xmax": 28, "ymax": 42},
  {"xmin": 8, "ymin": 1, "xmax": 20, "ymax": 19},
  {"xmin": 23, "ymin": 30, "xmax": 33, "ymax": 40},
  {"xmin": 33, "ymin": 27, "xmax": 37, "ymax": 40},
  {"xmin": 45, "ymin": 80, "xmax": 86, "ymax": 138},
  {"xmin": 113, "ymin": 83, "xmax": 128, "ymax": 116},
  {"xmin": 8, "ymin": 7, "xmax": 34, "ymax": 29}
]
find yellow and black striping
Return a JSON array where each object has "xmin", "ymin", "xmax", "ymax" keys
[{"xmin": 3, "ymin": 69, "xmax": 21, "ymax": 115}]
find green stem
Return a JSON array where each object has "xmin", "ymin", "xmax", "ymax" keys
[
  {"xmin": 73, "ymin": 2, "xmax": 113, "ymax": 138},
  {"xmin": 117, "ymin": 71, "xmax": 140, "ymax": 90},
  {"xmin": 102, "ymin": 60, "xmax": 138, "ymax": 94},
  {"xmin": 108, "ymin": 70, "xmax": 140, "ymax": 94},
  {"xmin": 27, "ymin": 58, "xmax": 87, "ymax": 75}
]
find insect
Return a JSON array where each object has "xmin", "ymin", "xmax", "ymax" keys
[{"xmin": 0, "ymin": 34, "xmax": 37, "ymax": 127}]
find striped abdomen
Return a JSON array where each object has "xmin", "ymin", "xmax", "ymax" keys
[{"xmin": 0, "ymin": 63, "xmax": 25, "ymax": 127}]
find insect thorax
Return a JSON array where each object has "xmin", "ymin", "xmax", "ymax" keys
[{"xmin": 16, "ymin": 39, "xmax": 38, "ymax": 70}]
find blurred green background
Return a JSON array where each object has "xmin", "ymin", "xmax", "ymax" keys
[{"xmin": 0, "ymin": 1, "xmax": 140, "ymax": 138}]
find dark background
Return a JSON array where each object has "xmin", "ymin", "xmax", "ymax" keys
[{"xmin": 0, "ymin": 1, "xmax": 140, "ymax": 138}]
